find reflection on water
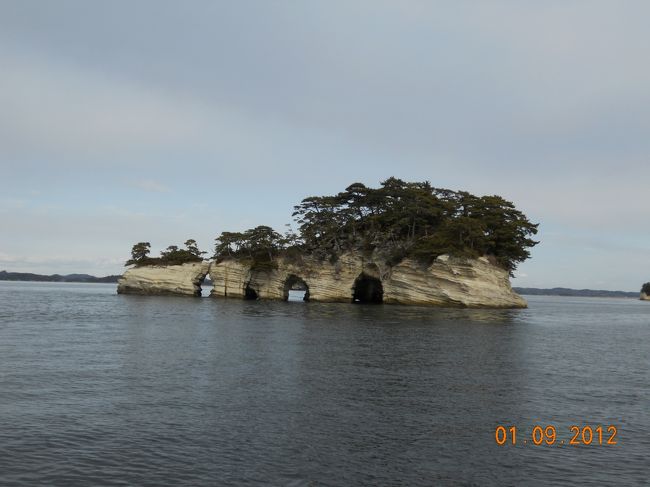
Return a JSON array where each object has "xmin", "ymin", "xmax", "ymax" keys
[{"xmin": 0, "ymin": 282, "xmax": 648, "ymax": 486}]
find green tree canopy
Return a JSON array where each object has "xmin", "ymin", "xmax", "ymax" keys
[
  {"xmin": 290, "ymin": 178, "xmax": 538, "ymax": 273},
  {"xmin": 125, "ymin": 239, "xmax": 206, "ymax": 267},
  {"xmin": 126, "ymin": 242, "xmax": 151, "ymax": 266},
  {"xmin": 213, "ymin": 226, "xmax": 284, "ymax": 263}
]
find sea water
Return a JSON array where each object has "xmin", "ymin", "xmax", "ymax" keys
[{"xmin": 0, "ymin": 281, "xmax": 648, "ymax": 485}]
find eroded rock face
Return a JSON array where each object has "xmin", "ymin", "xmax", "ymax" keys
[
  {"xmin": 117, "ymin": 262, "xmax": 210, "ymax": 296},
  {"xmin": 117, "ymin": 253, "xmax": 526, "ymax": 307},
  {"xmin": 208, "ymin": 253, "xmax": 527, "ymax": 308},
  {"xmin": 641, "ymin": 292, "xmax": 650, "ymax": 301}
]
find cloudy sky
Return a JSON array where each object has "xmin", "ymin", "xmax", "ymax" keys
[{"xmin": 1, "ymin": 1, "xmax": 649, "ymax": 290}]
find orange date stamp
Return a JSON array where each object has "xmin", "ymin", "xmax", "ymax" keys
[{"xmin": 495, "ymin": 424, "xmax": 618, "ymax": 446}]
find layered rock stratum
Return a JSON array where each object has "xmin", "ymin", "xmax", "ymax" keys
[
  {"xmin": 117, "ymin": 262, "xmax": 210, "ymax": 296},
  {"xmin": 118, "ymin": 253, "xmax": 526, "ymax": 308},
  {"xmin": 641, "ymin": 292, "xmax": 650, "ymax": 301}
]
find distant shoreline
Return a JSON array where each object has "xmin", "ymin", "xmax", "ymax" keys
[
  {"xmin": 0, "ymin": 270, "xmax": 120, "ymax": 284},
  {"xmin": 513, "ymin": 287, "xmax": 638, "ymax": 299}
]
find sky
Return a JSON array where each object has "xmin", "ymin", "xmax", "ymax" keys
[{"xmin": 1, "ymin": 0, "xmax": 649, "ymax": 291}]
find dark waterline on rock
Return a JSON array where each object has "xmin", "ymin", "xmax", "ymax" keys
[{"xmin": 0, "ymin": 281, "xmax": 648, "ymax": 485}]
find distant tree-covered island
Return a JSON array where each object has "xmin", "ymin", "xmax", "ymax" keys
[
  {"xmin": 0, "ymin": 270, "xmax": 120, "ymax": 284},
  {"xmin": 127, "ymin": 178, "xmax": 539, "ymax": 275}
]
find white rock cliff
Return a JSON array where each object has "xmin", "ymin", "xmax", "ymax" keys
[
  {"xmin": 118, "ymin": 253, "xmax": 526, "ymax": 308},
  {"xmin": 117, "ymin": 262, "xmax": 210, "ymax": 296}
]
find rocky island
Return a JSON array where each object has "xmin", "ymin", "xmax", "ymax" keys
[
  {"xmin": 118, "ymin": 178, "xmax": 538, "ymax": 308},
  {"xmin": 641, "ymin": 282, "xmax": 650, "ymax": 301}
]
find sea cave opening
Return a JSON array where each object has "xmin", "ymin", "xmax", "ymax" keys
[
  {"xmin": 352, "ymin": 273, "xmax": 383, "ymax": 304},
  {"xmin": 198, "ymin": 274, "xmax": 213, "ymax": 297},
  {"xmin": 283, "ymin": 275, "xmax": 310, "ymax": 302},
  {"xmin": 244, "ymin": 284, "xmax": 259, "ymax": 300}
]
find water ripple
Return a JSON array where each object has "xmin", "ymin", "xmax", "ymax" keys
[{"xmin": 0, "ymin": 282, "xmax": 648, "ymax": 485}]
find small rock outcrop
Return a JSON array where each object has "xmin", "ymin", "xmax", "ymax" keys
[
  {"xmin": 641, "ymin": 283, "xmax": 650, "ymax": 300},
  {"xmin": 117, "ymin": 262, "xmax": 210, "ymax": 296}
]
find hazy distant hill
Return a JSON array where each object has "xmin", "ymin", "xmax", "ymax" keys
[
  {"xmin": 0, "ymin": 270, "xmax": 120, "ymax": 284},
  {"xmin": 513, "ymin": 287, "xmax": 638, "ymax": 298}
]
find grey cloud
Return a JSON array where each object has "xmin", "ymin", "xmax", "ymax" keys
[
  {"xmin": 130, "ymin": 180, "xmax": 171, "ymax": 193},
  {"xmin": 3, "ymin": 1, "xmax": 649, "ymax": 173},
  {"xmin": 0, "ymin": 49, "xmax": 211, "ymax": 159}
]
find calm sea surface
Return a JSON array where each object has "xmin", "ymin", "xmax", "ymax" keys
[{"xmin": 0, "ymin": 281, "xmax": 648, "ymax": 486}]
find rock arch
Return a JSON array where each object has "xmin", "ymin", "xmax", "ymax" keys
[
  {"xmin": 352, "ymin": 273, "xmax": 383, "ymax": 304},
  {"xmin": 196, "ymin": 273, "xmax": 209, "ymax": 297},
  {"xmin": 283, "ymin": 274, "xmax": 310, "ymax": 301},
  {"xmin": 194, "ymin": 269, "xmax": 211, "ymax": 297}
]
